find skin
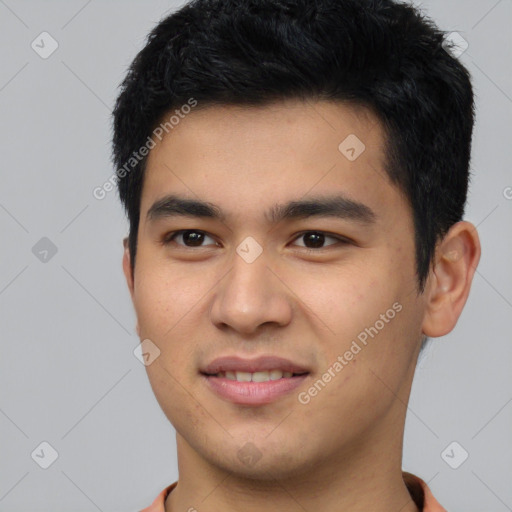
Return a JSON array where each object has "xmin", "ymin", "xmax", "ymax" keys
[{"xmin": 122, "ymin": 99, "xmax": 481, "ymax": 512}]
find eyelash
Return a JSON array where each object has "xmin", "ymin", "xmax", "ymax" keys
[{"xmin": 161, "ymin": 229, "xmax": 351, "ymax": 252}]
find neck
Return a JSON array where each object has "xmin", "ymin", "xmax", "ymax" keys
[{"xmin": 165, "ymin": 407, "xmax": 419, "ymax": 512}]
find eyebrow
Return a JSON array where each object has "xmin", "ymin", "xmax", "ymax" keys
[{"xmin": 146, "ymin": 193, "xmax": 377, "ymax": 225}]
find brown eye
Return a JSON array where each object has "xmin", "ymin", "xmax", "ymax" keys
[
  {"xmin": 163, "ymin": 230, "xmax": 218, "ymax": 247},
  {"xmin": 292, "ymin": 231, "xmax": 347, "ymax": 250}
]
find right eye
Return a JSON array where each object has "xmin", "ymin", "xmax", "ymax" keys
[{"xmin": 162, "ymin": 230, "xmax": 220, "ymax": 248}]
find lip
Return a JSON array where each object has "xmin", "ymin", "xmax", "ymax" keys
[
  {"xmin": 200, "ymin": 355, "xmax": 310, "ymax": 406},
  {"xmin": 202, "ymin": 373, "xmax": 309, "ymax": 405},
  {"xmin": 201, "ymin": 355, "xmax": 310, "ymax": 375}
]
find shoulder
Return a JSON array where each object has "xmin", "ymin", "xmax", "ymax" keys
[
  {"xmin": 403, "ymin": 471, "xmax": 447, "ymax": 512},
  {"xmin": 139, "ymin": 481, "xmax": 178, "ymax": 512}
]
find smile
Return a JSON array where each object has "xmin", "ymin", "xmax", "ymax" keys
[
  {"xmin": 212, "ymin": 370, "xmax": 305, "ymax": 382},
  {"xmin": 202, "ymin": 372, "xmax": 309, "ymax": 405}
]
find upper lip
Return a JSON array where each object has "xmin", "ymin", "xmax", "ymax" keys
[{"xmin": 201, "ymin": 355, "xmax": 310, "ymax": 375}]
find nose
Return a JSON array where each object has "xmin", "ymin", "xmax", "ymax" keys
[{"xmin": 209, "ymin": 247, "xmax": 293, "ymax": 335}]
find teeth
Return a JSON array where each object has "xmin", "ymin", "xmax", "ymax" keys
[
  {"xmin": 214, "ymin": 369, "xmax": 298, "ymax": 382},
  {"xmin": 236, "ymin": 371, "xmax": 252, "ymax": 382},
  {"xmin": 251, "ymin": 371, "xmax": 270, "ymax": 382},
  {"xmin": 269, "ymin": 369, "xmax": 283, "ymax": 380}
]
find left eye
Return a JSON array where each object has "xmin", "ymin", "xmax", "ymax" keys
[
  {"xmin": 163, "ymin": 230, "xmax": 346, "ymax": 250},
  {"xmin": 291, "ymin": 231, "xmax": 346, "ymax": 250}
]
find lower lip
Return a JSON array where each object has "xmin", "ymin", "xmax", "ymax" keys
[{"xmin": 202, "ymin": 374, "xmax": 309, "ymax": 405}]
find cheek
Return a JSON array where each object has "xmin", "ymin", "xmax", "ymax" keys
[
  {"xmin": 133, "ymin": 267, "xmax": 199, "ymax": 334},
  {"xmin": 298, "ymin": 256, "xmax": 419, "ymax": 382},
  {"xmin": 133, "ymin": 267, "xmax": 209, "ymax": 374},
  {"xmin": 291, "ymin": 261, "xmax": 400, "ymax": 340}
]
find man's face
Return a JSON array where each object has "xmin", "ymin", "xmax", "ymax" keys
[{"xmin": 125, "ymin": 100, "xmax": 428, "ymax": 478}]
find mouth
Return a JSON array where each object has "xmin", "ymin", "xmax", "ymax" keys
[
  {"xmin": 200, "ymin": 355, "xmax": 311, "ymax": 405},
  {"xmin": 203, "ymin": 369, "xmax": 308, "ymax": 382}
]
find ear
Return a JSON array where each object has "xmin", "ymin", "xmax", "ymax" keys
[
  {"xmin": 122, "ymin": 237, "xmax": 140, "ymax": 337},
  {"xmin": 422, "ymin": 221, "xmax": 481, "ymax": 337}
]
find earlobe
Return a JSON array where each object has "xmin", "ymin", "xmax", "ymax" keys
[{"xmin": 422, "ymin": 221, "xmax": 481, "ymax": 337}]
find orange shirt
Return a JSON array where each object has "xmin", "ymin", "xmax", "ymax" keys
[{"xmin": 140, "ymin": 471, "xmax": 446, "ymax": 512}]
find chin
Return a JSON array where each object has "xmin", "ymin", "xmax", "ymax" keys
[{"xmin": 201, "ymin": 441, "xmax": 317, "ymax": 482}]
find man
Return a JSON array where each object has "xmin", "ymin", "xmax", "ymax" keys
[{"xmin": 111, "ymin": 0, "xmax": 481, "ymax": 510}]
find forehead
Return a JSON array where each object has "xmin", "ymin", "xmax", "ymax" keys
[
  {"xmin": 148, "ymin": 99, "xmax": 382, "ymax": 162},
  {"xmin": 140, "ymin": 99, "xmax": 405, "ymax": 227}
]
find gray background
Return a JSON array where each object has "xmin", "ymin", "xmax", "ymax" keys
[{"xmin": 0, "ymin": 0, "xmax": 511, "ymax": 510}]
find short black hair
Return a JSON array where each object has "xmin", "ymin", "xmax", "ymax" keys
[{"xmin": 112, "ymin": 0, "xmax": 474, "ymax": 297}]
